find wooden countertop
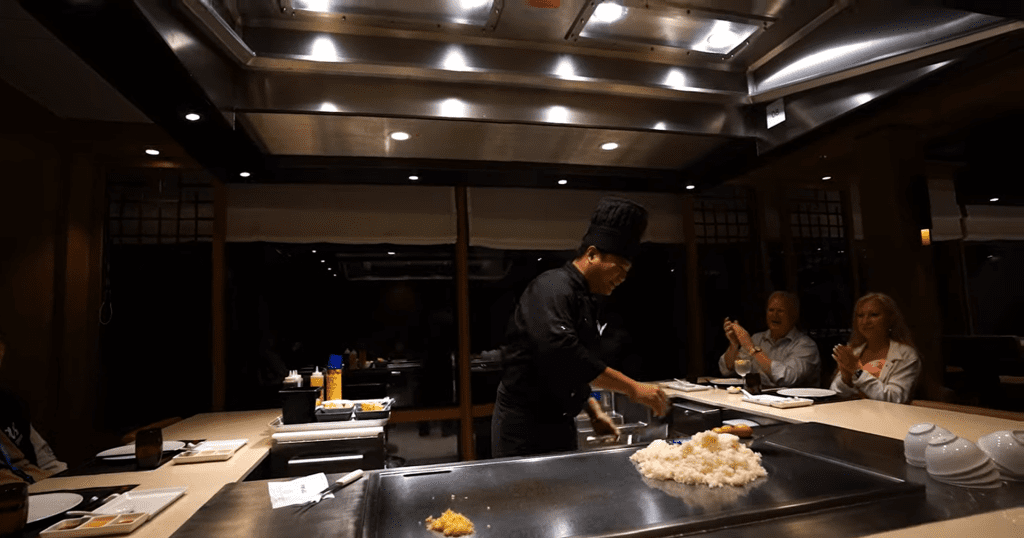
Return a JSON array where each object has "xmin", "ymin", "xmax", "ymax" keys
[
  {"xmin": 28, "ymin": 409, "xmax": 281, "ymax": 538},
  {"xmin": 662, "ymin": 385, "xmax": 1022, "ymax": 442},
  {"xmin": 27, "ymin": 396, "xmax": 1024, "ymax": 538},
  {"xmin": 664, "ymin": 384, "xmax": 1024, "ymax": 538}
]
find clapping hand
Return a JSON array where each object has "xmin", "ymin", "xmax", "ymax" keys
[
  {"xmin": 728, "ymin": 320, "xmax": 753, "ymax": 350},
  {"xmin": 832, "ymin": 344, "xmax": 858, "ymax": 373},
  {"xmin": 723, "ymin": 318, "xmax": 741, "ymax": 347}
]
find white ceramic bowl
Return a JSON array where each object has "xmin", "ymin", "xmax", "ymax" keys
[
  {"xmin": 905, "ymin": 423, "xmax": 953, "ymax": 463},
  {"xmin": 977, "ymin": 430, "xmax": 1024, "ymax": 476},
  {"xmin": 994, "ymin": 461, "xmax": 1024, "ymax": 481},
  {"xmin": 925, "ymin": 433, "xmax": 992, "ymax": 476},
  {"xmin": 930, "ymin": 458, "xmax": 996, "ymax": 480}
]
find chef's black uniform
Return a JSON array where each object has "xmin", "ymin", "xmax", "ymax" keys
[{"xmin": 491, "ymin": 261, "xmax": 609, "ymax": 457}]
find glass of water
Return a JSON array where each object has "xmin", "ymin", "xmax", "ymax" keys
[{"xmin": 734, "ymin": 358, "xmax": 752, "ymax": 377}]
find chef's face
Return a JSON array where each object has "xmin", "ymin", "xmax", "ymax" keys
[
  {"xmin": 856, "ymin": 299, "xmax": 888, "ymax": 340},
  {"xmin": 585, "ymin": 250, "xmax": 632, "ymax": 296},
  {"xmin": 765, "ymin": 296, "xmax": 795, "ymax": 336}
]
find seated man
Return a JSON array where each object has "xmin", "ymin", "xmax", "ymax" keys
[
  {"xmin": 0, "ymin": 330, "xmax": 66, "ymax": 484},
  {"xmin": 719, "ymin": 292, "xmax": 821, "ymax": 389}
]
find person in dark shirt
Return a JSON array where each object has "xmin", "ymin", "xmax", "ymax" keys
[
  {"xmin": 492, "ymin": 197, "xmax": 670, "ymax": 458},
  {"xmin": 0, "ymin": 329, "xmax": 67, "ymax": 484}
]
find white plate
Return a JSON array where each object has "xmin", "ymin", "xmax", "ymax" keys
[
  {"xmin": 707, "ymin": 378, "xmax": 745, "ymax": 386},
  {"xmin": 93, "ymin": 487, "xmax": 187, "ymax": 517},
  {"xmin": 777, "ymin": 388, "xmax": 837, "ymax": 398},
  {"xmin": 96, "ymin": 441, "xmax": 185, "ymax": 459},
  {"xmin": 27, "ymin": 493, "xmax": 83, "ymax": 524}
]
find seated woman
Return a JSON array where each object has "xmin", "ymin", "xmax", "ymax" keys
[{"xmin": 830, "ymin": 293, "xmax": 920, "ymax": 403}]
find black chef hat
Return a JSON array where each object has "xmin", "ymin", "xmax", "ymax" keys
[{"xmin": 581, "ymin": 197, "xmax": 648, "ymax": 262}]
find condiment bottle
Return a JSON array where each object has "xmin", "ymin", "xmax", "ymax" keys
[
  {"xmin": 325, "ymin": 354, "xmax": 344, "ymax": 401},
  {"xmin": 310, "ymin": 367, "xmax": 324, "ymax": 406},
  {"xmin": 283, "ymin": 370, "xmax": 302, "ymax": 389}
]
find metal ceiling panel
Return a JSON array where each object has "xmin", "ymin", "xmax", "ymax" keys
[
  {"xmin": 577, "ymin": 1, "xmax": 765, "ymax": 56},
  {"xmin": 240, "ymin": 73, "xmax": 743, "ymax": 137},
  {"xmin": 751, "ymin": 6, "xmax": 1012, "ymax": 97},
  {"xmin": 288, "ymin": 0, "xmax": 497, "ymax": 29},
  {"xmin": 241, "ymin": 113, "xmax": 725, "ymax": 169},
  {"xmin": 242, "ymin": 27, "xmax": 749, "ymax": 99}
]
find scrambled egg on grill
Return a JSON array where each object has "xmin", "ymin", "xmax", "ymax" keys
[{"xmin": 425, "ymin": 509, "xmax": 474, "ymax": 536}]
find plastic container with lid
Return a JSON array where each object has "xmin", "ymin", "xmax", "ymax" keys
[
  {"xmin": 310, "ymin": 367, "xmax": 325, "ymax": 406},
  {"xmin": 283, "ymin": 370, "xmax": 302, "ymax": 389},
  {"xmin": 326, "ymin": 354, "xmax": 344, "ymax": 401}
]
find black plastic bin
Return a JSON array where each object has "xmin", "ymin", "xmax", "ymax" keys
[{"xmin": 280, "ymin": 387, "xmax": 319, "ymax": 424}]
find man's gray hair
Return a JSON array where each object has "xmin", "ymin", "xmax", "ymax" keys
[{"xmin": 768, "ymin": 291, "xmax": 800, "ymax": 319}]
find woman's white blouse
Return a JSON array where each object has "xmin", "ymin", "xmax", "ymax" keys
[{"xmin": 830, "ymin": 340, "xmax": 921, "ymax": 403}]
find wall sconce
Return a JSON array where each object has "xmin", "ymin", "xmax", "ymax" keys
[{"xmin": 920, "ymin": 229, "xmax": 931, "ymax": 246}]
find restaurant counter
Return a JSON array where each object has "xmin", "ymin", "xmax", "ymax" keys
[{"xmin": 26, "ymin": 396, "xmax": 1024, "ymax": 538}]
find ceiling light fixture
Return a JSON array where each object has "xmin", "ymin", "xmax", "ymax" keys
[
  {"xmin": 184, "ymin": 113, "xmax": 201, "ymax": 122},
  {"xmin": 145, "ymin": 149, "xmax": 160, "ymax": 156},
  {"xmin": 592, "ymin": 3, "xmax": 626, "ymax": 23},
  {"xmin": 312, "ymin": 250, "xmax": 317, "ymax": 253},
  {"xmin": 990, "ymin": 197, "xmax": 1000, "ymax": 202},
  {"xmin": 707, "ymin": 30, "xmax": 742, "ymax": 50},
  {"xmin": 321, "ymin": 260, "xmax": 326, "ymax": 263},
  {"xmin": 409, "ymin": 175, "xmax": 419, "ymax": 181},
  {"xmin": 601, "ymin": 142, "xmax": 619, "ymax": 151},
  {"xmin": 240, "ymin": 171, "xmax": 251, "ymax": 178},
  {"xmin": 686, "ymin": 185, "xmax": 696, "ymax": 190},
  {"xmin": 390, "ymin": 132, "xmax": 410, "ymax": 141},
  {"xmin": 310, "ymin": 36, "xmax": 341, "ymax": 62},
  {"xmin": 558, "ymin": 179, "xmax": 568, "ymax": 185},
  {"xmin": 546, "ymin": 106, "xmax": 569, "ymax": 124},
  {"xmin": 388, "ymin": 251, "xmax": 396, "ymax": 255},
  {"xmin": 822, "ymin": 176, "xmax": 832, "ymax": 181}
]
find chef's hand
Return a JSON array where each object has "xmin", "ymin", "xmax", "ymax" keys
[
  {"xmin": 631, "ymin": 383, "xmax": 670, "ymax": 417},
  {"xmin": 589, "ymin": 412, "xmax": 620, "ymax": 439},
  {"xmin": 723, "ymin": 318, "xmax": 741, "ymax": 347}
]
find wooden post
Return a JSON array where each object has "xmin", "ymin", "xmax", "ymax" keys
[
  {"xmin": 212, "ymin": 177, "xmax": 227, "ymax": 411},
  {"xmin": 681, "ymin": 196, "xmax": 703, "ymax": 379},
  {"xmin": 454, "ymin": 185, "xmax": 475, "ymax": 460}
]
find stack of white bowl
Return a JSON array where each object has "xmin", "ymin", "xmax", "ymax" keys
[
  {"xmin": 977, "ymin": 430, "xmax": 1024, "ymax": 481},
  {"xmin": 904, "ymin": 423, "xmax": 1007, "ymax": 489},
  {"xmin": 903, "ymin": 423, "xmax": 951, "ymax": 467},
  {"xmin": 924, "ymin": 432, "xmax": 1002, "ymax": 488}
]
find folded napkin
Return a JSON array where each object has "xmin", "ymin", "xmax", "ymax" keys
[
  {"xmin": 741, "ymin": 394, "xmax": 813, "ymax": 408},
  {"xmin": 662, "ymin": 380, "xmax": 711, "ymax": 392}
]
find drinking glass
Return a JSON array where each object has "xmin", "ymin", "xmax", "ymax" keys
[
  {"xmin": 0, "ymin": 482, "xmax": 28, "ymax": 535},
  {"xmin": 734, "ymin": 358, "xmax": 752, "ymax": 377},
  {"xmin": 135, "ymin": 427, "xmax": 164, "ymax": 470}
]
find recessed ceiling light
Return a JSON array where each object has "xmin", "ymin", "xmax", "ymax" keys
[
  {"xmin": 312, "ymin": 250, "xmax": 317, "ymax": 253},
  {"xmin": 686, "ymin": 184, "xmax": 696, "ymax": 190},
  {"xmin": 184, "ymin": 113, "xmax": 201, "ymax": 122},
  {"xmin": 592, "ymin": 3, "xmax": 625, "ymax": 23},
  {"xmin": 537, "ymin": 257, "xmax": 542, "ymax": 261},
  {"xmin": 145, "ymin": 149, "xmax": 160, "ymax": 156},
  {"xmin": 557, "ymin": 179, "xmax": 568, "ymax": 185},
  {"xmin": 390, "ymin": 132, "xmax": 410, "ymax": 141},
  {"xmin": 239, "ymin": 171, "xmax": 251, "ymax": 178},
  {"xmin": 990, "ymin": 197, "xmax": 1000, "ymax": 202},
  {"xmin": 409, "ymin": 175, "xmax": 419, "ymax": 181},
  {"xmin": 387, "ymin": 251, "xmax": 396, "ymax": 255},
  {"xmin": 707, "ymin": 30, "xmax": 742, "ymax": 50},
  {"xmin": 321, "ymin": 260, "xmax": 325, "ymax": 263},
  {"xmin": 822, "ymin": 176, "xmax": 832, "ymax": 181},
  {"xmin": 601, "ymin": 142, "xmax": 619, "ymax": 151}
]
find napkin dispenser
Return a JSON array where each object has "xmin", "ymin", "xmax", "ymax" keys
[{"xmin": 280, "ymin": 388, "xmax": 319, "ymax": 424}]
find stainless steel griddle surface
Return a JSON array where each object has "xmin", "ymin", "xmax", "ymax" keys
[{"xmin": 361, "ymin": 435, "xmax": 923, "ymax": 538}]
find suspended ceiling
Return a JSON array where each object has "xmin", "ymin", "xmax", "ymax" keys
[{"xmin": 15, "ymin": 0, "xmax": 1024, "ymax": 190}]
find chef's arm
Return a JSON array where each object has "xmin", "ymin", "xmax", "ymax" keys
[
  {"xmin": 591, "ymin": 368, "xmax": 670, "ymax": 416},
  {"xmin": 585, "ymin": 397, "xmax": 620, "ymax": 437}
]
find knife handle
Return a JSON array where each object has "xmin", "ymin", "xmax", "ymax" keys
[{"xmin": 334, "ymin": 469, "xmax": 364, "ymax": 487}]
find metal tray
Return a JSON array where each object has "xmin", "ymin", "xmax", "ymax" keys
[{"xmin": 361, "ymin": 431, "xmax": 923, "ymax": 538}]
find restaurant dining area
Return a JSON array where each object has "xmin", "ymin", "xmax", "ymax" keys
[{"xmin": 2, "ymin": 0, "xmax": 1024, "ymax": 537}]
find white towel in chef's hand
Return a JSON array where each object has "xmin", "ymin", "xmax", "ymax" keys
[{"xmin": 267, "ymin": 473, "xmax": 334, "ymax": 509}]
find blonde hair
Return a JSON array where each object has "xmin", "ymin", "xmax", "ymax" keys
[{"xmin": 848, "ymin": 293, "xmax": 915, "ymax": 349}]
